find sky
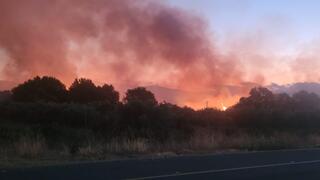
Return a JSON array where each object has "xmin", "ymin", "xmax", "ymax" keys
[
  {"xmin": 168, "ymin": 0, "xmax": 320, "ymax": 85},
  {"xmin": 1, "ymin": 0, "xmax": 320, "ymax": 109},
  {"xmin": 169, "ymin": 0, "xmax": 320, "ymax": 44}
]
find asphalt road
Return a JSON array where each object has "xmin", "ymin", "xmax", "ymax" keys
[{"xmin": 2, "ymin": 148, "xmax": 320, "ymax": 180}]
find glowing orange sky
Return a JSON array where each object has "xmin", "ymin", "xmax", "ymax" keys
[{"xmin": 0, "ymin": 0, "xmax": 319, "ymax": 109}]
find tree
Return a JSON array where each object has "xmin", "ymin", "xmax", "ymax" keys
[
  {"xmin": 69, "ymin": 78, "xmax": 99, "ymax": 103},
  {"xmin": 237, "ymin": 87, "xmax": 275, "ymax": 108},
  {"xmin": 123, "ymin": 87, "xmax": 157, "ymax": 107},
  {"xmin": 69, "ymin": 78, "xmax": 119, "ymax": 104},
  {"xmin": 230, "ymin": 87, "xmax": 278, "ymax": 129},
  {"xmin": 97, "ymin": 84, "xmax": 119, "ymax": 105},
  {"xmin": 290, "ymin": 91, "xmax": 320, "ymax": 112},
  {"xmin": 12, "ymin": 76, "xmax": 67, "ymax": 102},
  {"xmin": 120, "ymin": 87, "xmax": 158, "ymax": 131}
]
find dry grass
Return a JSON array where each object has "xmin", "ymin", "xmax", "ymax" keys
[
  {"xmin": 2, "ymin": 131, "xmax": 320, "ymax": 167},
  {"xmin": 75, "ymin": 139, "xmax": 149, "ymax": 158},
  {"xmin": 186, "ymin": 131, "xmax": 320, "ymax": 151},
  {"xmin": 7, "ymin": 133, "xmax": 320, "ymax": 157},
  {"xmin": 105, "ymin": 139, "xmax": 149, "ymax": 154},
  {"xmin": 154, "ymin": 129, "xmax": 320, "ymax": 153},
  {"xmin": 14, "ymin": 136, "xmax": 47, "ymax": 158},
  {"xmin": 78, "ymin": 144, "xmax": 103, "ymax": 157}
]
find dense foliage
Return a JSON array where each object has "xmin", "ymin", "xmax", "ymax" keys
[
  {"xmin": 1, "ymin": 76, "xmax": 320, "ymax": 154},
  {"xmin": 11, "ymin": 76, "xmax": 67, "ymax": 102}
]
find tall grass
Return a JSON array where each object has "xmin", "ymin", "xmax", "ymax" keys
[
  {"xmin": 14, "ymin": 136, "xmax": 47, "ymax": 158},
  {"xmin": 1, "ymin": 130, "xmax": 320, "ymax": 166},
  {"xmin": 105, "ymin": 139, "xmax": 149, "ymax": 154}
]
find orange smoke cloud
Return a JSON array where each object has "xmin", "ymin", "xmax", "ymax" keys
[{"xmin": 0, "ymin": 0, "xmax": 255, "ymax": 108}]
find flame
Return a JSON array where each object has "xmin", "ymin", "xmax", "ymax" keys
[{"xmin": 221, "ymin": 103, "xmax": 228, "ymax": 111}]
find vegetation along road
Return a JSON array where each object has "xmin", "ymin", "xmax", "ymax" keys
[{"xmin": 2, "ymin": 148, "xmax": 320, "ymax": 180}]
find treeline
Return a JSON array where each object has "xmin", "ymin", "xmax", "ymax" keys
[
  {"xmin": 9, "ymin": 76, "xmax": 119, "ymax": 104},
  {"xmin": 0, "ymin": 76, "xmax": 208, "ymax": 146},
  {"xmin": 1, "ymin": 76, "xmax": 320, "ymax": 153},
  {"xmin": 231, "ymin": 87, "xmax": 320, "ymax": 131}
]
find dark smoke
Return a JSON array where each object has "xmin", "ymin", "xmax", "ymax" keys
[{"xmin": 0, "ymin": 0, "xmax": 246, "ymax": 107}]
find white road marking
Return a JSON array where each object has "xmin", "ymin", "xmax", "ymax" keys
[{"xmin": 126, "ymin": 159, "xmax": 320, "ymax": 180}]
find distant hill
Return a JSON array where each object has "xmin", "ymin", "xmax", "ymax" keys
[
  {"xmin": 146, "ymin": 85, "xmax": 184, "ymax": 103},
  {"xmin": 268, "ymin": 82, "xmax": 320, "ymax": 96},
  {"xmin": 147, "ymin": 82, "xmax": 320, "ymax": 107},
  {"xmin": 146, "ymin": 83, "xmax": 258, "ymax": 108}
]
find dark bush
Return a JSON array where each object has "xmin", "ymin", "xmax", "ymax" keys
[
  {"xmin": 69, "ymin": 78, "xmax": 119, "ymax": 106},
  {"xmin": 12, "ymin": 76, "xmax": 67, "ymax": 102},
  {"xmin": 4, "ymin": 76, "xmax": 320, "ymax": 152}
]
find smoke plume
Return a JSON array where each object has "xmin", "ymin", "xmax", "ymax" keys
[{"xmin": 0, "ymin": 0, "xmax": 250, "ymax": 108}]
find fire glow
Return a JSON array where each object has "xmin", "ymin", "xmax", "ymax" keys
[
  {"xmin": 0, "ymin": 0, "xmax": 308, "ymax": 109},
  {"xmin": 221, "ymin": 103, "xmax": 228, "ymax": 111}
]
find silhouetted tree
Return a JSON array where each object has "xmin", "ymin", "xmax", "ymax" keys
[
  {"xmin": 196, "ymin": 107, "xmax": 230, "ymax": 127},
  {"xmin": 237, "ymin": 87, "xmax": 275, "ymax": 108},
  {"xmin": 69, "ymin": 78, "xmax": 98, "ymax": 103},
  {"xmin": 69, "ymin": 78, "xmax": 120, "ymax": 105},
  {"xmin": 11, "ymin": 76, "xmax": 67, "ymax": 102},
  {"xmin": 97, "ymin": 84, "xmax": 119, "ymax": 105},
  {"xmin": 123, "ymin": 87, "xmax": 157, "ymax": 107},
  {"xmin": 292, "ymin": 91, "xmax": 320, "ymax": 110},
  {"xmin": 231, "ymin": 87, "xmax": 281, "ymax": 129},
  {"xmin": 118, "ymin": 87, "xmax": 158, "ymax": 138}
]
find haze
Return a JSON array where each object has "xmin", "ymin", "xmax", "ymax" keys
[{"xmin": 0, "ymin": 0, "xmax": 319, "ymax": 109}]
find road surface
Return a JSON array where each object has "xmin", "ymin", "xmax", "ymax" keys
[{"xmin": 2, "ymin": 148, "xmax": 320, "ymax": 179}]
